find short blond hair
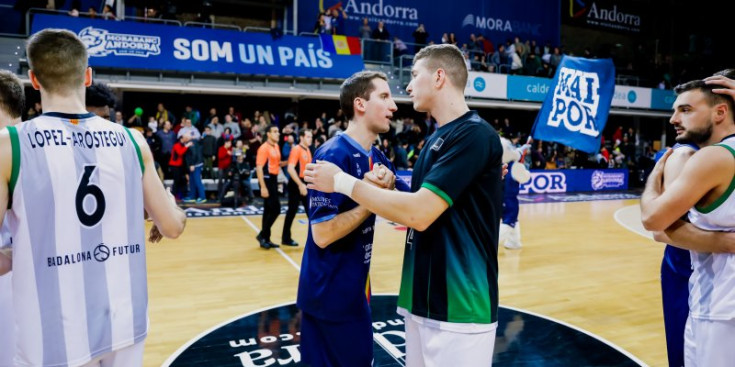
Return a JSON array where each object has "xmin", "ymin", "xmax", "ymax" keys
[
  {"xmin": 26, "ymin": 29, "xmax": 88, "ymax": 94},
  {"xmin": 413, "ymin": 44, "xmax": 468, "ymax": 90}
]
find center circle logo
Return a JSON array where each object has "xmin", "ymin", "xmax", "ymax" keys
[
  {"xmin": 473, "ymin": 77, "xmax": 486, "ymax": 92},
  {"xmin": 94, "ymin": 244, "xmax": 110, "ymax": 262},
  {"xmin": 627, "ymin": 90, "xmax": 637, "ymax": 103}
]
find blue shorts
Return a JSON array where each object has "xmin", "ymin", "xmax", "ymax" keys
[
  {"xmin": 661, "ymin": 245, "xmax": 692, "ymax": 367},
  {"xmin": 300, "ymin": 311, "xmax": 373, "ymax": 367}
]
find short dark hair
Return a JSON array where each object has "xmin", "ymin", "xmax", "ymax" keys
[
  {"xmin": 299, "ymin": 128, "xmax": 312, "ymax": 137},
  {"xmin": 85, "ymin": 82, "xmax": 116, "ymax": 108},
  {"xmin": 27, "ymin": 29, "xmax": 88, "ymax": 94},
  {"xmin": 674, "ymin": 71, "xmax": 735, "ymax": 120},
  {"xmin": 0, "ymin": 70, "xmax": 25, "ymax": 119},
  {"xmin": 265, "ymin": 124, "xmax": 279, "ymax": 133},
  {"xmin": 413, "ymin": 44, "xmax": 468, "ymax": 90},
  {"xmin": 339, "ymin": 71, "xmax": 388, "ymax": 121}
]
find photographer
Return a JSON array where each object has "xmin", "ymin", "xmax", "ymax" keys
[{"xmin": 218, "ymin": 149, "xmax": 254, "ymax": 207}]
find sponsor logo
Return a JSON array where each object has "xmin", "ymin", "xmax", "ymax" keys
[
  {"xmin": 627, "ymin": 90, "xmax": 637, "ymax": 103},
  {"xmin": 519, "ymin": 172, "xmax": 567, "ymax": 194},
  {"xmin": 430, "ymin": 138, "xmax": 444, "ymax": 152},
  {"xmin": 546, "ymin": 67, "xmax": 602, "ymax": 138},
  {"xmin": 79, "ymin": 26, "xmax": 161, "ymax": 57},
  {"xmin": 569, "ymin": 1, "xmax": 641, "ymax": 32},
  {"xmin": 48, "ymin": 243, "xmax": 141, "ymax": 267},
  {"xmin": 462, "ymin": 14, "xmax": 542, "ymax": 36},
  {"xmin": 344, "ymin": 0, "xmax": 418, "ymax": 20},
  {"xmin": 473, "ymin": 76, "xmax": 486, "ymax": 92},
  {"xmin": 590, "ymin": 170, "xmax": 626, "ymax": 190}
]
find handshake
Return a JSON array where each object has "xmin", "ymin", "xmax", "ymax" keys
[{"xmin": 304, "ymin": 161, "xmax": 396, "ymax": 195}]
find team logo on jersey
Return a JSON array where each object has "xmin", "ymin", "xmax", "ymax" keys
[
  {"xmin": 93, "ymin": 244, "xmax": 110, "ymax": 262},
  {"xmin": 78, "ymin": 26, "xmax": 161, "ymax": 58}
]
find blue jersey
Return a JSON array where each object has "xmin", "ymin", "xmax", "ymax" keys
[{"xmin": 297, "ymin": 133, "xmax": 404, "ymax": 322}]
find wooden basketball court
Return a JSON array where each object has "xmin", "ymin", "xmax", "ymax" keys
[{"xmin": 142, "ymin": 198, "xmax": 666, "ymax": 366}]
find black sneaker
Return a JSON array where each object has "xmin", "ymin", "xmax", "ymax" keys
[
  {"xmin": 281, "ymin": 239, "xmax": 299, "ymax": 247},
  {"xmin": 268, "ymin": 241, "xmax": 280, "ymax": 248}
]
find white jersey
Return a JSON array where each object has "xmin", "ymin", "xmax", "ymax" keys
[
  {"xmin": 0, "ymin": 218, "xmax": 14, "ymax": 367},
  {"xmin": 688, "ymin": 137, "xmax": 735, "ymax": 320},
  {"xmin": 5, "ymin": 112, "xmax": 147, "ymax": 366}
]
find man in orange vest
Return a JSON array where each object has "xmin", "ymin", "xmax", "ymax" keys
[
  {"xmin": 282, "ymin": 129, "xmax": 313, "ymax": 246},
  {"xmin": 256, "ymin": 124, "xmax": 285, "ymax": 249}
]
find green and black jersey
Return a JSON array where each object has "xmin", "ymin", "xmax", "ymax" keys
[{"xmin": 397, "ymin": 111, "xmax": 503, "ymax": 324}]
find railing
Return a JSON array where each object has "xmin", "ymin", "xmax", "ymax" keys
[
  {"xmin": 243, "ymin": 26, "xmax": 270, "ymax": 33},
  {"xmin": 361, "ymin": 38, "xmax": 393, "ymax": 65},
  {"xmin": 122, "ymin": 15, "xmax": 182, "ymax": 26},
  {"xmin": 186, "ymin": 21, "xmax": 241, "ymax": 31}
]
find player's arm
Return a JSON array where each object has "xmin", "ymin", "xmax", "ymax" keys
[
  {"xmin": 650, "ymin": 146, "xmax": 735, "ymax": 252},
  {"xmin": 311, "ymin": 206, "xmax": 373, "ymax": 248},
  {"xmin": 0, "ymin": 252, "xmax": 10, "ymax": 275},
  {"xmin": 130, "ymin": 129, "xmax": 186, "ymax": 238},
  {"xmin": 287, "ymin": 149, "xmax": 306, "ymax": 189},
  {"xmin": 655, "ymin": 220, "xmax": 735, "ymax": 253},
  {"xmin": 0, "ymin": 130, "xmax": 10, "ymax": 229},
  {"xmin": 641, "ymin": 146, "xmax": 733, "ymax": 231}
]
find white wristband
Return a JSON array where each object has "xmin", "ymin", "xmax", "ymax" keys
[{"xmin": 334, "ymin": 171, "xmax": 358, "ymax": 196}]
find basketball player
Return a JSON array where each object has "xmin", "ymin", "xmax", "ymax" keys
[
  {"xmin": 305, "ymin": 44, "xmax": 503, "ymax": 367},
  {"xmin": 0, "ymin": 29, "xmax": 186, "ymax": 367},
  {"xmin": 281, "ymin": 128, "xmax": 313, "ymax": 246},
  {"xmin": 297, "ymin": 70, "xmax": 409, "ymax": 367},
  {"xmin": 85, "ymin": 81, "xmax": 116, "ymax": 120},
  {"xmin": 641, "ymin": 72, "xmax": 735, "ymax": 366},
  {"xmin": 0, "ymin": 69, "xmax": 24, "ymax": 367},
  {"xmin": 255, "ymin": 124, "xmax": 285, "ymax": 249}
]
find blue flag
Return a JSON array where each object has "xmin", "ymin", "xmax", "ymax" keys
[{"xmin": 531, "ymin": 56, "xmax": 615, "ymax": 154}]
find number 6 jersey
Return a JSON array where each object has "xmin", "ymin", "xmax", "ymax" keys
[{"xmin": 5, "ymin": 112, "xmax": 147, "ymax": 367}]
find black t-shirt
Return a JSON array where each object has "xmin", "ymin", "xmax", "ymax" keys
[{"xmin": 397, "ymin": 110, "xmax": 503, "ymax": 324}]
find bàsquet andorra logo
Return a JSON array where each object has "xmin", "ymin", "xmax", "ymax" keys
[{"xmin": 78, "ymin": 26, "xmax": 161, "ymax": 57}]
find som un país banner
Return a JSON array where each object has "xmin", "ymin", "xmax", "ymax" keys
[
  {"xmin": 530, "ymin": 56, "xmax": 615, "ymax": 154},
  {"xmin": 31, "ymin": 14, "xmax": 365, "ymax": 79}
]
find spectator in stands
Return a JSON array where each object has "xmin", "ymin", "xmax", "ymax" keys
[
  {"xmin": 448, "ymin": 33, "xmax": 458, "ymax": 46},
  {"xmin": 371, "ymin": 21, "xmax": 389, "ymax": 41},
  {"xmin": 514, "ymin": 37, "xmax": 527, "ymax": 61},
  {"xmin": 208, "ymin": 115, "xmax": 224, "ymax": 138},
  {"xmin": 102, "ymin": 5, "xmax": 115, "ymax": 20},
  {"xmin": 156, "ymin": 120, "xmax": 176, "ymax": 177},
  {"xmin": 612, "ymin": 126, "xmax": 623, "ymax": 143},
  {"xmin": 183, "ymin": 134, "xmax": 206, "ymax": 203},
  {"xmin": 147, "ymin": 116, "xmax": 157, "ymax": 132},
  {"xmin": 330, "ymin": 6, "xmax": 347, "ymax": 35},
  {"xmin": 114, "ymin": 111, "xmax": 124, "ymax": 125},
  {"xmin": 477, "ymin": 34, "xmax": 493, "ymax": 54},
  {"xmin": 491, "ymin": 44, "xmax": 508, "ymax": 73},
  {"xmin": 314, "ymin": 118, "xmax": 327, "ymax": 139},
  {"xmin": 412, "ymin": 24, "xmax": 429, "ymax": 53},
  {"xmin": 393, "ymin": 37, "xmax": 408, "ymax": 59},
  {"xmin": 394, "ymin": 140, "xmax": 409, "ymax": 170},
  {"xmin": 217, "ymin": 138, "xmax": 234, "ymax": 198},
  {"xmin": 441, "ymin": 33, "xmax": 448, "ymax": 44},
  {"xmin": 313, "ymin": 13, "xmax": 327, "ymax": 34},
  {"xmin": 240, "ymin": 118, "xmax": 257, "ymax": 147},
  {"xmin": 178, "ymin": 117, "xmax": 201, "ymax": 141},
  {"xmin": 463, "ymin": 52, "xmax": 472, "ymax": 70},
  {"xmin": 204, "ymin": 107, "xmax": 217, "ymax": 131},
  {"xmin": 224, "ymin": 114, "xmax": 241, "ymax": 139},
  {"xmin": 228, "ymin": 106, "xmax": 241, "ymax": 122},
  {"xmin": 201, "ymin": 126, "xmax": 217, "ymax": 179},
  {"xmin": 510, "ymin": 49, "xmax": 523, "ymax": 74},
  {"xmin": 143, "ymin": 126, "xmax": 163, "ymax": 180},
  {"xmin": 531, "ymin": 143, "xmax": 546, "ymax": 169},
  {"xmin": 359, "ymin": 18, "xmax": 371, "ymax": 39},
  {"xmin": 183, "ymin": 105, "xmax": 200, "ymax": 129},
  {"xmin": 156, "ymin": 102, "xmax": 174, "ymax": 125},
  {"xmin": 314, "ymin": 135, "xmax": 326, "ymax": 149},
  {"xmin": 524, "ymin": 52, "xmax": 542, "ymax": 76},
  {"xmin": 170, "ymin": 134, "xmax": 191, "ymax": 199},
  {"xmin": 88, "ymin": 7, "xmax": 97, "ymax": 19},
  {"xmin": 473, "ymin": 54, "xmax": 490, "ymax": 72},
  {"xmin": 550, "ymin": 47, "xmax": 562, "ymax": 70}
]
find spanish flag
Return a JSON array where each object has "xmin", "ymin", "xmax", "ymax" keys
[{"xmin": 320, "ymin": 34, "xmax": 362, "ymax": 56}]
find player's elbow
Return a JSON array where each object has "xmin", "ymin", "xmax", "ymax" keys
[
  {"xmin": 310, "ymin": 229, "xmax": 332, "ymax": 249},
  {"xmin": 160, "ymin": 212, "xmax": 187, "ymax": 239},
  {"xmin": 641, "ymin": 213, "xmax": 666, "ymax": 232}
]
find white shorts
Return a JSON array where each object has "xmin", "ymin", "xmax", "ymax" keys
[
  {"xmin": 404, "ymin": 315, "xmax": 497, "ymax": 367},
  {"xmin": 80, "ymin": 341, "xmax": 145, "ymax": 367},
  {"xmin": 684, "ymin": 316, "xmax": 735, "ymax": 367}
]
